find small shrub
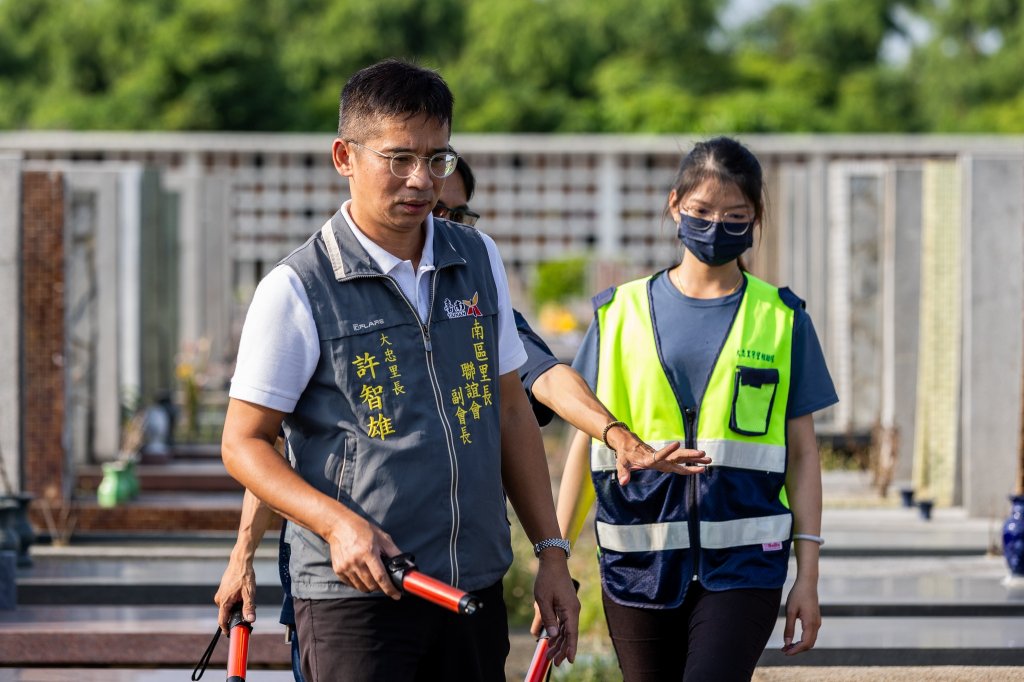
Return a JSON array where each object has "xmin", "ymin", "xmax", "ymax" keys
[{"xmin": 533, "ymin": 257, "xmax": 588, "ymax": 308}]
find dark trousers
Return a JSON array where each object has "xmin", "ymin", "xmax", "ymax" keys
[
  {"xmin": 603, "ymin": 582, "xmax": 782, "ymax": 682},
  {"xmin": 294, "ymin": 581, "xmax": 508, "ymax": 682}
]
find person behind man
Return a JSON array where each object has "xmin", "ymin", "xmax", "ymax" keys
[
  {"xmin": 215, "ymin": 154, "xmax": 709, "ymax": 679},
  {"xmin": 220, "ymin": 59, "xmax": 579, "ymax": 681},
  {"xmin": 439, "ymin": 157, "xmax": 711, "ymax": 479}
]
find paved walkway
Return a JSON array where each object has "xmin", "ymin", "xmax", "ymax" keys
[
  {"xmin": 2, "ymin": 666, "xmax": 1023, "ymax": 682},
  {"xmin": 2, "ymin": 470, "xmax": 1023, "ymax": 680}
]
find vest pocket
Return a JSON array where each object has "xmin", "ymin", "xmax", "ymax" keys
[
  {"xmin": 729, "ymin": 366, "xmax": 780, "ymax": 436},
  {"xmin": 323, "ymin": 433, "xmax": 356, "ymax": 502}
]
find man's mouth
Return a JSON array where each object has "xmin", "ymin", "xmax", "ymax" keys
[{"xmin": 396, "ymin": 198, "xmax": 433, "ymax": 213}]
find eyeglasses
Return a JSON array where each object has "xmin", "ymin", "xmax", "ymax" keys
[
  {"xmin": 346, "ymin": 140, "xmax": 458, "ymax": 179},
  {"xmin": 681, "ymin": 205, "xmax": 754, "ymax": 236},
  {"xmin": 433, "ymin": 202, "xmax": 481, "ymax": 227}
]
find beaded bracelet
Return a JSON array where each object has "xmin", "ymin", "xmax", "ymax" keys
[
  {"xmin": 601, "ymin": 420, "xmax": 629, "ymax": 449},
  {"xmin": 792, "ymin": 533, "xmax": 825, "ymax": 546}
]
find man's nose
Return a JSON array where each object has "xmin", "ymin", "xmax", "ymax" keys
[{"xmin": 405, "ymin": 159, "xmax": 433, "ymax": 188}]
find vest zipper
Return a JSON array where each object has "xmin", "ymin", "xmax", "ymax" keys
[
  {"xmin": 423, "ymin": 267, "xmax": 462, "ymax": 586},
  {"xmin": 684, "ymin": 406, "xmax": 701, "ymax": 581},
  {"xmin": 343, "ymin": 269, "xmax": 462, "ymax": 585}
]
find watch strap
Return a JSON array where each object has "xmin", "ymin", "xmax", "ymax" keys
[{"xmin": 533, "ymin": 537, "xmax": 571, "ymax": 558}]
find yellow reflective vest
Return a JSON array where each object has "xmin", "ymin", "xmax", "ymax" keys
[{"xmin": 591, "ymin": 271, "xmax": 797, "ymax": 607}]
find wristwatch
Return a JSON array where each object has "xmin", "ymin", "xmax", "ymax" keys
[{"xmin": 533, "ymin": 537, "xmax": 571, "ymax": 558}]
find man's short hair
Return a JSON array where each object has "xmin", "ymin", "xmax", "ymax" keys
[{"xmin": 338, "ymin": 59, "xmax": 454, "ymax": 142}]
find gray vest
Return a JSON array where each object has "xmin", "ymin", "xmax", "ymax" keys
[{"xmin": 282, "ymin": 212, "xmax": 510, "ymax": 599}]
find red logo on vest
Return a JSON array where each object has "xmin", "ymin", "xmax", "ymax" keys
[{"xmin": 463, "ymin": 292, "xmax": 482, "ymax": 317}]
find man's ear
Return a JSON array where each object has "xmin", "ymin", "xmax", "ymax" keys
[{"xmin": 332, "ymin": 138, "xmax": 354, "ymax": 178}]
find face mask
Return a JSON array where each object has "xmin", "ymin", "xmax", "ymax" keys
[{"xmin": 676, "ymin": 214, "xmax": 753, "ymax": 266}]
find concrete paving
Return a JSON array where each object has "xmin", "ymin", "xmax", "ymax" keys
[
  {"xmin": 2, "ymin": 470, "xmax": 1024, "ymax": 678},
  {"xmin": 2, "ymin": 667, "xmax": 1024, "ymax": 682}
]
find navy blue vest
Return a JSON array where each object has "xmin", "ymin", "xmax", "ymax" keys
[{"xmin": 283, "ymin": 213, "xmax": 511, "ymax": 599}]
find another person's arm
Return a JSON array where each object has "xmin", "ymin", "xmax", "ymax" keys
[
  {"xmin": 555, "ymin": 427, "xmax": 596, "ymax": 546},
  {"xmin": 532, "ymin": 364, "xmax": 708, "ymax": 484},
  {"xmin": 781, "ymin": 413, "xmax": 823, "ymax": 655},
  {"xmin": 516, "ymin": 309, "xmax": 706, "ymax": 484},
  {"xmin": 498, "ymin": 371, "xmax": 580, "ymax": 666},
  {"xmin": 214, "ymin": 488, "xmax": 278, "ymax": 633}
]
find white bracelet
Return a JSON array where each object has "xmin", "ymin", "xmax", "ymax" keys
[{"xmin": 792, "ymin": 533, "xmax": 825, "ymax": 546}]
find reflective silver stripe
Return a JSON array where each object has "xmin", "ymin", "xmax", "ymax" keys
[
  {"xmin": 701, "ymin": 439, "xmax": 786, "ymax": 473},
  {"xmin": 597, "ymin": 520, "xmax": 691, "ymax": 552},
  {"xmin": 596, "ymin": 514, "xmax": 790, "ymax": 553},
  {"xmin": 590, "ymin": 440, "xmax": 679, "ymax": 472},
  {"xmin": 700, "ymin": 514, "xmax": 792, "ymax": 549},
  {"xmin": 320, "ymin": 223, "xmax": 346, "ymax": 279},
  {"xmin": 591, "ymin": 439, "xmax": 784, "ymax": 473}
]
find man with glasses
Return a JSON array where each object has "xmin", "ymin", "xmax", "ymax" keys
[{"xmin": 219, "ymin": 59, "xmax": 579, "ymax": 681}]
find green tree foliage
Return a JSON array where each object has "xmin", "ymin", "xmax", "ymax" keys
[
  {"xmin": 0, "ymin": 0, "xmax": 1020, "ymax": 133},
  {"xmin": 722, "ymin": 0, "xmax": 919, "ymax": 132},
  {"xmin": 533, "ymin": 257, "xmax": 588, "ymax": 308},
  {"xmin": 0, "ymin": 0, "xmax": 297, "ymax": 130},
  {"xmin": 909, "ymin": 0, "xmax": 1024, "ymax": 131}
]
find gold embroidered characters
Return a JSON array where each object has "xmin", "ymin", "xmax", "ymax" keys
[
  {"xmin": 449, "ymin": 318, "xmax": 495, "ymax": 444},
  {"xmin": 367, "ymin": 414, "xmax": 396, "ymax": 440},
  {"xmin": 352, "ymin": 352, "xmax": 380, "ymax": 379},
  {"xmin": 380, "ymin": 333, "xmax": 405, "ymax": 397},
  {"xmin": 360, "ymin": 384, "xmax": 384, "ymax": 411},
  {"xmin": 351, "ymin": 333, "xmax": 407, "ymax": 441}
]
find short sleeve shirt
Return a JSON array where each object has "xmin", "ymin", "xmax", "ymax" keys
[{"xmin": 514, "ymin": 310, "xmax": 562, "ymax": 426}]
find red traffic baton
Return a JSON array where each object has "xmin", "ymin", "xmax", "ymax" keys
[
  {"xmin": 524, "ymin": 578, "xmax": 580, "ymax": 682},
  {"xmin": 525, "ymin": 636, "xmax": 555, "ymax": 682},
  {"xmin": 191, "ymin": 604, "xmax": 252, "ymax": 682},
  {"xmin": 385, "ymin": 552, "xmax": 482, "ymax": 615},
  {"xmin": 226, "ymin": 605, "xmax": 252, "ymax": 682}
]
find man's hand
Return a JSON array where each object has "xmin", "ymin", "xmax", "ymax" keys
[
  {"xmin": 532, "ymin": 551, "xmax": 580, "ymax": 666},
  {"xmin": 325, "ymin": 513, "xmax": 404, "ymax": 598},
  {"xmin": 605, "ymin": 426, "xmax": 711, "ymax": 485},
  {"xmin": 215, "ymin": 547, "xmax": 257, "ymax": 635}
]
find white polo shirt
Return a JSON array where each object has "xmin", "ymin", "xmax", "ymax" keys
[{"xmin": 230, "ymin": 202, "xmax": 527, "ymax": 413}]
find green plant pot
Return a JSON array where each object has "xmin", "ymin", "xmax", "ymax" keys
[{"xmin": 97, "ymin": 462, "xmax": 136, "ymax": 508}]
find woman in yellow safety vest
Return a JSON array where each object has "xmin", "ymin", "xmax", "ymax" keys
[{"xmin": 554, "ymin": 136, "xmax": 838, "ymax": 681}]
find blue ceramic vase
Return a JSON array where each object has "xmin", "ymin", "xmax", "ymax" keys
[{"xmin": 1003, "ymin": 494, "xmax": 1024, "ymax": 577}]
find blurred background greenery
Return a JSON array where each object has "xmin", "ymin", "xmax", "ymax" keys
[{"xmin": 1, "ymin": 0, "xmax": 1022, "ymax": 134}]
